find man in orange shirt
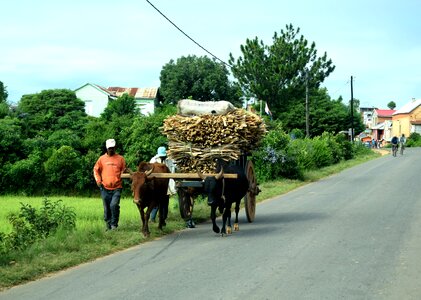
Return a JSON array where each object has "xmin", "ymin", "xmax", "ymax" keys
[{"xmin": 93, "ymin": 139, "xmax": 126, "ymax": 230}]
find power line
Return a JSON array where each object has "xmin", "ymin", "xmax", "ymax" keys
[{"xmin": 146, "ymin": 0, "xmax": 232, "ymax": 68}]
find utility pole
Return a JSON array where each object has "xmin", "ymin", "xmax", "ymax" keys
[
  {"xmin": 305, "ymin": 70, "xmax": 309, "ymax": 137},
  {"xmin": 350, "ymin": 75, "xmax": 354, "ymax": 143}
]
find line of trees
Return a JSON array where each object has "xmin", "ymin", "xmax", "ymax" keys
[{"xmin": 0, "ymin": 24, "xmax": 366, "ymax": 195}]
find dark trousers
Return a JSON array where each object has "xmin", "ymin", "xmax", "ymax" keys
[
  {"xmin": 150, "ymin": 195, "xmax": 169, "ymax": 221},
  {"xmin": 100, "ymin": 187, "xmax": 122, "ymax": 229}
]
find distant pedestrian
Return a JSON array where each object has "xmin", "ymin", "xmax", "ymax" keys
[
  {"xmin": 93, "ymin": 139, "xmax": 126, "ymax": 231},
  {"xmin": 149, "ymin": 146, "xmax": 176, "ymax": 223},
  {"xmin": 391, "ymin": 136, "xmax": 399, "ymax": 157},
  {"xmin": 399, "ymin": 134, "xmax": 406, "ymax": 155}
]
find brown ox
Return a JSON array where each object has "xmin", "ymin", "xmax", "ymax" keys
[{"xmin": 129, "ymin": 162, "xmax": 170, "ymax": 237}]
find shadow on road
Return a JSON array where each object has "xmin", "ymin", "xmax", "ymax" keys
[{"xmin": 250, "ymin": 211, "xmax": 328, "ymax": 225}]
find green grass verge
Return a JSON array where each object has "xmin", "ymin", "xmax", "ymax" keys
[{"xmin": 0, "ymin": 150, "xmax": 379, "ymax": 290}]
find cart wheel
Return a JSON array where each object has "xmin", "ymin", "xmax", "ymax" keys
[
  {"xmin": 244, "ymin": 160, "xmax": 259, "ymax": 223},
  {"xmin": 178, "ymin": 188, "xmax": 194, "ymax": 220}
]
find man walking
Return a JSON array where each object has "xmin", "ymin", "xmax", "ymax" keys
[{"xmin": 93, "ymin": 139, "xmax": 126, "ymax": 230}]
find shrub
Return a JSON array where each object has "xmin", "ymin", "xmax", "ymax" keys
[
  {"xmin": 321, "ymin": 132, "xmax": 342, "ymax": 164},
  {"xmin": 407, "ymin": 132, "xmax": 421, "ymax": 147},
  {"xmin": 6, "ymin": 151, "xmax": 46, "ymax": 195},
  {"xmin": 44, "ymin": 146, "xmax": 82, "ymax": 191},
  {"xmin": 252, "ymin": 125, "xmax": 303, "ymax": 180},
  {"xmin": 253, "ymin": 146, "xmax": 302, "ymax": 181},
  {"xmin": 287, "ymin": 138, "xmax": 315, "ymax": 170},
  {"xmin": 335, "ymin": 134, "xmax": 354, "ymax": 160},
  {"xmin": 0, "ymin": 199, "xmax": 76, "ymax": 257},
  {"xmin": 311, "ymin": 136, "xmax": 333, "ymax": 168}
]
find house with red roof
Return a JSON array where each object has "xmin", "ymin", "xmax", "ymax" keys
[
  {"xmin": 75, "ymin": 83, "xmax": 159, "ymax": 117},
  {"xmin": 371, "ymin": 109, "xmax": 395, "ymax": 142}
]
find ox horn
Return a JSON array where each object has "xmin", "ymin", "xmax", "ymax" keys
[
  {"xmin": 126, "ymin": 168, "xmax": 134, "ymax": 175},
  {"xmin": 215, "ymin": 168, "xmax": 224, "ymax": 180},
  {"xmin": 145, "ymin": 166, "xmax": 154, "ymax": 177}
]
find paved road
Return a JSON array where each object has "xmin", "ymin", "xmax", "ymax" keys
[{"xmin": 1, "ymin": 148, "xmax": 421, "ymax": 300}]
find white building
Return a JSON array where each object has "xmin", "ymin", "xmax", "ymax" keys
[{"xmin": 75, "ymin": 83, "xmax": 158, "ymax": 117}]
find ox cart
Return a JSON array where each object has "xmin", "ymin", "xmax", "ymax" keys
[
  {"xmin": 175, "ymin": 155, "xmax": 260, "ymax": 224},
  {"xmin": 125, "ymin": 100, "xmax": 265, "ymax": 230},
  {"xmin": 122, "ymin": 154, "xmax": 260, "ymax": 224}
]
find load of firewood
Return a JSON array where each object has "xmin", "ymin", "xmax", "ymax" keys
[{"xmin": 162, "ymin": 100, "xmax": 267, "ymax": 173}]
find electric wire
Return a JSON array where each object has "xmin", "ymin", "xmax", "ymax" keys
[{"xmin": 145, "ymin": 0, "xmax": 232, "ymax": 68}]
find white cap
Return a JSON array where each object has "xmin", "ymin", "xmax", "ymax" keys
[{"xmin": 106, "ymin": 139, "xmax": 116, "ymax": 149}]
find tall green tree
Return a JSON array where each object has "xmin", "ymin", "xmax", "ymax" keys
[
  {"xmin": 159, "ymin": 55, "xmax": 242, "ymax": 106},
  {"xmin": 279, "ymin": 88, "xmax": 363, "ymax": 136},
  {"xmin": 228, "ymin": 24, "xmax": 335, "ymax": 117},
  {"xmin": 0, "ymin": 81, "xmax": 9, "ymax": 118},
  {"xmin": 0, "ymin": 81, "xmax": 8, "ymax": 103},
  {"xmin": 17, "ymin": 89, "xmax": 87, "ymax": 137},
  {"xmin": 387, "ymin": 101, "xmax": 396, "ymax": 110},
  {"xmin": 100, "ymin": 93, "xmax": 138, "ymax": 121}
]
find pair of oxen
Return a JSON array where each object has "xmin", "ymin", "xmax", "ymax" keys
[{"xmin": 127, "ymin": 162, "xmax": 248, "ymax": 237}]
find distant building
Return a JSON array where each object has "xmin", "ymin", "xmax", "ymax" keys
[
  {"xmin": 358, "ymin": 107, "xmax": 377, "ymax": 128},
  {"xmin": 75, "ymin": 83, "xmax": 159, "ymax": 117},
  {"xmin": 392, "ymin": 98, "xmax": 421, "ymax": 137},
  {"xmin": 371, "ymin": 109, "xmax": 395, "ymax": 142}
]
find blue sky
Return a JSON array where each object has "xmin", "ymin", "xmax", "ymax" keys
[{"xmin": 1, "ymin": 0, "xmax": 420, "ymax": 110}]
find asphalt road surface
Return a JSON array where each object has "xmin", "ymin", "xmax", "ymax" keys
[{"xmin": 1, "ymin": 148, "xmax": 421, "ymax": 300}]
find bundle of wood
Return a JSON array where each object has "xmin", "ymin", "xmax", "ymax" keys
[{"xmin": 162, "ymin": 108, "xmax": 266, "ymax": 173}]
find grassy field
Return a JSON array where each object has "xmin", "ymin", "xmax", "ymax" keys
[{"xmin": 0, "ymin": 151, "xmax": 380, "ymax": 290}]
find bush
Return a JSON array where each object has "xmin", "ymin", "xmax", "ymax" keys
[
  {"xmin": 44, "ymin": 146, "xmax": 82, "ymax": 191},
  {"xmin": 407, "ymin": 132, "xmax": 421, "ymax": 147},
  {"xmin": 311, "ymin": 136, "xmax": 333, "ymax": 168},
  {"xmin": 287, "ymin": 138, "xmax": 315, "ymax": 170},
  {"xmin": 335, "ymin": 134, "xmax": 354, "ymax": 160},
  {"xmin": 5, "ymin": 151, "xmax": 46, "ymax": 195},
  {"xmin": 253, "ymin": 125, "xmax": 303, "ymax": 181},
  {"xmin": 0, "ymin": 199, "xmax": 76, "ymax": 257},
  {"xmin": 321, "ymin": 132, "xmax": 342, "ymax": 164}
]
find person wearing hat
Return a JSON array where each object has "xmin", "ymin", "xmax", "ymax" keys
[
  {"xmin": 93, "ymin": 139, "xmax": 126, "ymax": 230},
  {"xmin": 149, "ymin": 146, "xmax": 176, "ymax": 223}
]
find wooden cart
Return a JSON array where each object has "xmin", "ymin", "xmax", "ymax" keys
[
  {"xmin": 123, "ymin": 156, "xmax": 260, "ymax": 223},
  {"xmin": 174, "ymin": 155, "xmax": 260, "ymax": 223}
]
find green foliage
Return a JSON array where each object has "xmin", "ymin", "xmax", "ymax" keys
[
  {"xmin": 159, "ymin": 55, "xmax": 242, "ymax": 106},
  {"xmin": 44, "ymin": 146, "xmax": 82, "ymax": 190},
  {"xmin": 290, "ymin": 128, "xmax": 305, "ymax": 139},
  {"xmin": 0, "ymin": 199, "xmax": 76, "ymax": 256},
  {"xmin": 0, "ymin": 81, "xmax": 8, "ymax": 103},
  {"xmin": 261, "ymin": 123, "xmax": 291, "ymax": 150},
  {"xmin": 406, "ymin": 132, "xmax": 421, "ymax": 147},
  {"xmin": 4, "ymin": 152, "xmax": 46, "ymax": 195},
  {"xmin": 278, "ymin": 88, "xmax": 364, "ymax": 136},
  {"xmin": 82, "ymin": 118, "xmax": 109, "ymax": 154},
  {"xmin": 320, "ymin": 132, "xmax": 342, "ymax": 164},
  {"xmin": 0, "ymin": 102, "xmax": 9, "ymax": 118},
  {"xmin": 122, "ymin": 105, "xmax": 176, "ymax": 168},
  {"xmin": 47, "ymin": 129, "xmax": 82, "ymax": 150},
  {"xmin": 0, "ymin": 117, "xmax": 24, "ymax": 164},
  {"xmin": 253, "ymin": 126, "xmax": 360, "ymax": 182},
  {"xmin": 311, "ymin": 136, "xmax": 333, "ymax": 168},
  {"xmin": 409, "ymin": 132, "xmax": 421, "ymax": 141},
  {"xmin": 252, "ymin": 124, "xmax": 303, "ymax": 181},
  {"xmin": 100, "ymin": 93, "xmax": 138, "ymax": 121},
  {"xmin": 387, "ymin": 101, "xmax": 396, "ymax": 110},
  {"xmin": 335, "ymin": 133, "xmax": 354, "ymax": 160},
  {"xmin": 229, "ymin": 24, "xmax": 335, "ymax": 118},
  {"xmin": 287, "ymin": 138, "xmax": 315, "ymax": 170},
  {"xmin": 76, "ymin": 150, "xmax": 100, "ymax": 192},
  {"xmin": 17, "ymin": 89, "xmax": 87, "ymax": 137}
]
